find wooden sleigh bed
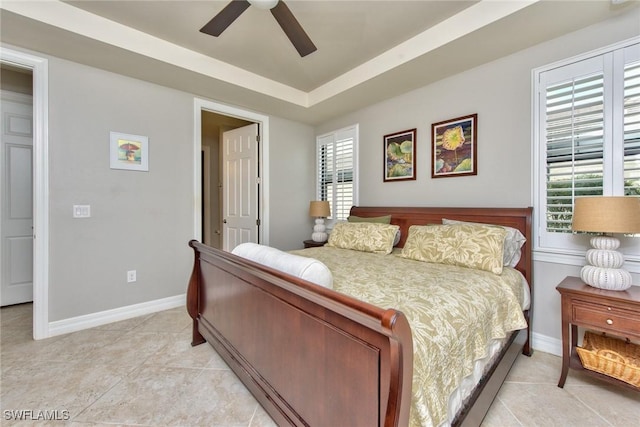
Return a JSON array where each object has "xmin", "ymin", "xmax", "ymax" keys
[{"xmin": 187, "ymin": 206, "xmax": 533, "ymax": 426}]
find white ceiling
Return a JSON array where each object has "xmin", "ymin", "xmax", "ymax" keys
[{"xmin": 1, "ymin": 0, "xmax": 638, "ymax": 124}]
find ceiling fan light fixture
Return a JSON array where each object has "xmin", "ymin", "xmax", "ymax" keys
[{"xmin": 248, "ymin": 0, "xmax": 279, "ymax": 10}]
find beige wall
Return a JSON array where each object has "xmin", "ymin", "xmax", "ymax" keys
[{"xmin": 315, "ymin": 9, "xmax": 640, "ymax": 353}]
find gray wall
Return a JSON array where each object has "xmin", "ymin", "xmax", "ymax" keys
[
  {"xmin": 315, "ymin": 9, "xmax": 640, "ymax": 350},
  {"xmin": 48, "ymin": 57, "xmax": 194, "ymax": 321},
  {"xmin": 315, "ymin": 53, "xmax": 533, "ymax": 207},
  {"xmin": 268, "ymin": 115, "xmax": 316, "ymax": 250},
  {"xmin": 41, "ymin": 55, "xmax": 314, "ymax": 322}
]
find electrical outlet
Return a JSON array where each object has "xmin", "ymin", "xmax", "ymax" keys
[{"xmin": 127, "ymin": 270, "xmax": 137, "ymax": 283}]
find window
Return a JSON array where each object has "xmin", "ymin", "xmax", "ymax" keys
[
  {"xmin": 316, "ymin": 125, "xmax": 359, "ymax": 221},
  {"xmin": 534, "ymin": 39, "xmax": 640, "ymax": 259}
]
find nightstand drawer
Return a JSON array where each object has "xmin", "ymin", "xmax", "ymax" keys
[{"xmin": 573, "ymin": 300, "xmax": 640, "ymax": 337}]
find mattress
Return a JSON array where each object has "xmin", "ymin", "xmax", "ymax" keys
[{"xmin": 292, "ymin": 246, "xmax": 528, "ymax": 427}]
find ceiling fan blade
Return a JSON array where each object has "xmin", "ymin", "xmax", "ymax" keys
[
  {"xmin": 200, "ymin": 0, "xmax": 251, "ymax": 37},
  {"xmin": 270, "ymin": 1, "xmax": 317, "ymax": 57}
]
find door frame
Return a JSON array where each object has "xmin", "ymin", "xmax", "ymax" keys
[
  {"xmin": 0, "ymin": 47, "xmax": 49, "ymax": 339},
  {"xmin": 193, "ymin": 98, "xmax": 269, "ymax": 247}
]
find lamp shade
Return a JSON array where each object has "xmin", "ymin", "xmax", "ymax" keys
[
  {"xmin": 572, "ymin": 196, "xmax": 640, "ymax": 234},
  {"xmin": 309, "ymin": 201, "xmax": 330, "ymax": 218}
]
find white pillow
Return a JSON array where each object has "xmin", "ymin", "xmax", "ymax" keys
[{"xmin": 231, "ymin": 243, "xmax": 333, "ymax": 288}]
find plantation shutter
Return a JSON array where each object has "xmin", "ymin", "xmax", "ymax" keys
[
  {"xmin": 316, "ymin": 126, "xmax": 358, "ymax": 221},
  {"xmin": 317, "ymin": 134, "xmax": 332, "ymax": 203},
  {"xmin": 624, "ymin": 60, "xmax": 640, "ymax": 196},
  {"xmin": 535, "ymin": 40, "xmax": 640, "ymax": 257},
  {"xmin": 545, "ymin": 72, "xmax": 605, "ymax": 233}
]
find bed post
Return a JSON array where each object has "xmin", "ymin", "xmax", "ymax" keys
[
  {"xmin": 382, "ymin": 309, "xmax": 413, "ymax": 427},
  {"xmin": 187, "ymin": 240, "xmax": 205, "ymax": 346}
]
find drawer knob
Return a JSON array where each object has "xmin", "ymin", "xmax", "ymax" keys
[{"xmin": 606, "ymin": 319, "xmax": 613, "ymax": 325}]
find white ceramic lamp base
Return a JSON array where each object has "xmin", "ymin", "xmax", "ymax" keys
[
  {"xmin": 580, "ymin": 236, "xmax": 632, "ymax": 291},
  {"xmin": 311, "ymin": 218, "xmax": 327, "ymax": 242}
]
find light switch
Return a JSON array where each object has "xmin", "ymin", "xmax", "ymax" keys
[{"xmin": 73, "ymin": 205, "xmax": 91, "ymax": 218}]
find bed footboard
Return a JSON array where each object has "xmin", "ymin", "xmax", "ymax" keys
[{"xmin": 186, "ymin": 240, "xmax": 413, "ymax": 427}]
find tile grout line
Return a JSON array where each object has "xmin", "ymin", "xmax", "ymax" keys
[
  {"xmin": 495, "ymin": 396, "xmax": 525, "ymax": 427},
  {"xmin": 565, "ymin": 386, "xmax": 615, "ymax": 427}
]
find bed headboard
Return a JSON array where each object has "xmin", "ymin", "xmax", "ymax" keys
[{"xmin": 349, "ymin": 206, "xmax": 533, "ymax": 286}]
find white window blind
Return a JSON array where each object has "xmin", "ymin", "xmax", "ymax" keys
[
  {"xmin": 316, "ymin": 125, "xmax": 358, "ymax": 221},
  {"xmin": 534, "ymin": 39, "xmax": 640, "ymax": 259},
  {"xmin": 545, "ymin": 72, "xmax": 605, "ymax": 233},
  {"xmin": 624, "ymin": 61, "xmax": 640, "ymax": 196}
]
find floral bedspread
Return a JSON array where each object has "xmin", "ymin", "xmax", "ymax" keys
[{"xmin": 290, "ymin": 247, "xmax": 527, "ymax": 427}]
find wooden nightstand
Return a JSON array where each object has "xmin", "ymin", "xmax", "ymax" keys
[
  {"xmin": 303, "ymin": 239, "xmax": 326, "ymax": 248},
  {"xmin": 556, "ymin": 276, "xmax": 640, "ymax": 390}
]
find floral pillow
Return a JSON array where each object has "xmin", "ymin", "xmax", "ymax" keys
[
  {"xmin": 400, "ymin": 224, "xmax": 507, "ymax": 274},
  {"xmin": 327, "ymin": 222, "xmax": 399, "ymax": 254},
  {"xmin": 442, "ymin": 218, "xmax": 526, "ymax": 267},
  {"xmin": 347, "ymin": 215, "xmax": 401, "ymax": 246}
]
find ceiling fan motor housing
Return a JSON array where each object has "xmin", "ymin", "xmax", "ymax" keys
[{"xmin": 248, "ymin": 0, "xmax": 279, "ymax": 10}]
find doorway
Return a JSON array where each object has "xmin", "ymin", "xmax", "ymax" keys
[
  {"xmin": 1, "ymin": 68, "xmax": 34, "ymax": 306},
  {"xmin": 201, "ymin": 111, "xmax": 252, "ymax": 249},
  {"xmin": 194, "ymin": 99, "xmax": 270, "ymax": 249},
  {"xmin": 0, "ymin": 48, "xmax": 49, "ymax": 339}
]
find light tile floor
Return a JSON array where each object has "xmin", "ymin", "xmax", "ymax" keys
[{"xmin": 1, "ymin": 303, "xmax": 638, "ymax": 426}]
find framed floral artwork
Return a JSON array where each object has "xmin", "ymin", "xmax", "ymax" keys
[
  {"xmin": 109, "ymin": 131, "xmax": 149, "ymax": 172},
  {"xmin": 384, "ymin": 128, "xmax": 416, "ymax": 182},
  {"xmin": 431, "ymin": 114, "xmax": 477, "ymax": 178}
]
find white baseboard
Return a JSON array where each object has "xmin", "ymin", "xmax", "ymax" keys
[
  {"xmin": 532, "ymin": 331, "xmax": 562, "ymax": 357},
  {"xmin": 47, "ymin": 294, "xmax": 185, "ymax": 338}
]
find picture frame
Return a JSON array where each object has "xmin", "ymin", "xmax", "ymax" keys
[
  {"xmin": 384, "ymin": 128, "xmax": 416, "ymax": 182},
  {"xmin": 109, "ymin": 131, "xmax": 149, "ymax": 172},
  {"xmin": 431, "ymin": 114, "xmax": 477, "ymax": 178}
]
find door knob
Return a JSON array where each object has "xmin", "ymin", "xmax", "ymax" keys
[{"xmin": 223, "ymin": 219, "xmax": 227, "ymax": 223}]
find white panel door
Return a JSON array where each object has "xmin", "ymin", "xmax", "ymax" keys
[
  {"xmin": 1, "ymin": 93, "xmax": 33, "ymax": 306},
  {"xmin": 222, "ymin": 123, "xmax": 259, "ymax": 251}
]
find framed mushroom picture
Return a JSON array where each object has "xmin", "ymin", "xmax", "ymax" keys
[
  {"xmin": 431, "ymin": 114, "xmax": 477, "ymax": 178},
  {"xmin": 109, "ymin": 131, "xmax": 149, "ymax": 172}
]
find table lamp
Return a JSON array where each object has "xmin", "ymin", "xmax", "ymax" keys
[
  {"xmin": 571, "ymin": 196, "xmax": 640, "ymax": 290},
  {"xmin": 309, "ymin": 201, "xmax": 331, "ymax": 242}
]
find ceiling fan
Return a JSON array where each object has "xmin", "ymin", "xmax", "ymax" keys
[{"xmin": 200, "ymin": 0, "xmax": 317, "ymax": 57}]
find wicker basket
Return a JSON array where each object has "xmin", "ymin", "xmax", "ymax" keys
[{"xmin": 576, "ymin": 332, "xmax": 640, "ymax": 387}]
